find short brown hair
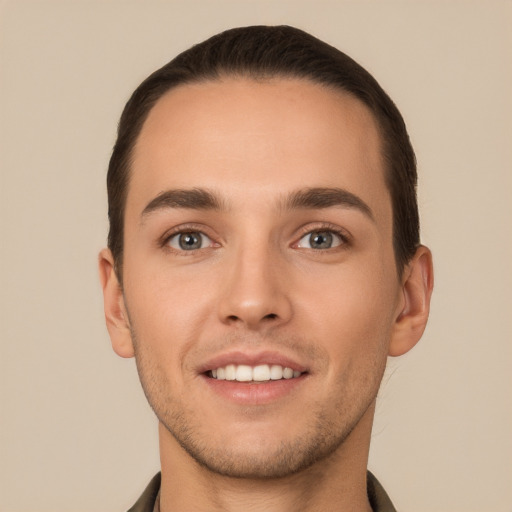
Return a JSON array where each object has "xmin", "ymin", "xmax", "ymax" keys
[{"xmin": 107, "ymin": 25, "xmax": 419, "ymax": 279}]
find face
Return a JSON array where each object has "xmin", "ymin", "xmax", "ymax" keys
[{"xmin": 109, "ymin": 78, "xmax": 411, "ymax": 478}]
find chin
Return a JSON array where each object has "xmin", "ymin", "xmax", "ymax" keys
[{"xmin": 161, "ymin": 409, "xmax": 356, "ymax": 480}]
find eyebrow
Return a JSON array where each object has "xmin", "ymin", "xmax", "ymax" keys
[
  {"xmin": 141, "ymin": 188, "xmax": 224, "ymax": 219},
  {"xmin": 284, "ymin": 187, "xmax": 374, "ymax": 220},
  {"xmin": 140, "ymin": 186, "xmax": 374, "ymax": 221}
]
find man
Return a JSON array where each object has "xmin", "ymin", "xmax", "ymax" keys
[{"xmin": 99, "ymin": 25, "xmax": 433, "ymax": 512}]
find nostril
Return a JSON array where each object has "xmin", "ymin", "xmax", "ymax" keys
[{"xmin": 222, "ymin": 311, "xmax": 281, "ymax": 326}]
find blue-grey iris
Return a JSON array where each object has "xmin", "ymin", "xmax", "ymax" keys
[
  {"xmin": 179, "ymin": 232, "xmax": 202, "ymax": 250},
  {"xmin": 310, "ymin": 231, "xmax": 333, "ymax": 249}
]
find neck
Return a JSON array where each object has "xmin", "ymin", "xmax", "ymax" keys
[{"xmin": 158, "ymin": 403, "xmax": 376, "ymax": 512}]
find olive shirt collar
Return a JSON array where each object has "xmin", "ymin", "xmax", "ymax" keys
[{"xmin": 127, "ymin": 471, "xmax": 397, "ymax": 512}]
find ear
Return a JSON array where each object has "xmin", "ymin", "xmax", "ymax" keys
[
  {"xmin": 98, "ymin": 248, "xmax": 134, "ymax": 358},
  {"xmin": 389, "ymin": 245, "xmax": 434, "ymax": 357}
]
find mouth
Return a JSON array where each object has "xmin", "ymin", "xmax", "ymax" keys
[
  {"xmin": 199, "ymin": 351, "xmax": 309, "ymax": 404},
  {"xmin": 208, "ymin": 364, "xmax": 303, "ymax": 382}
]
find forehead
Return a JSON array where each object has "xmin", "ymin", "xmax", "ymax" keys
[{"xmin": 129, "ymin": 77, "xmax": 390, "ymax": 218}]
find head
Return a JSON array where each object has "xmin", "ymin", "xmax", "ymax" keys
[
  {"xmin": 100, "ymin": 26, "xmax": 432, "ymax": 481},
  {"xmin": 107, "ymin": 25, "xmax": 419, "ymax": 282}
]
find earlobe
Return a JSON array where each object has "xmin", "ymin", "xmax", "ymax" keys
[
  {"xmin": 98, "ymin": 248, "xmax": 135, "ymax": 358},
  {"xmin": 389, "ymin": 245, "xmax": 434, "ymax": 357}
]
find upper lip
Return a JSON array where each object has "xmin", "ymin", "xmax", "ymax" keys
[{"xmin": 197, "ymin": 350, "xmax": 308, "ymax": 374}]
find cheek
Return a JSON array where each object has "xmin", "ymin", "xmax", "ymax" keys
[
  {"xmin": 123, "ymin": 261, "xmax": 218, "ymax": 353},
  {"xmin": 297, "ymin": 263, "xmax": 399, "ymax": 362}
]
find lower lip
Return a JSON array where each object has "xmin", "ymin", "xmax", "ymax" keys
[{"xmin": 201, "ymin": 374, "xmax": 307, "ymax": 405}]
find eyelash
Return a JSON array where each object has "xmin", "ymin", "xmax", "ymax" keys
[
  {"xmin": 160, "ymin": 224, "xmax": 218, "ymax": 253},
  {"xmin": 159, "ymin": 223, "xmax": 351, "ymax": 253},
  {"xmin": 293, "ymin": 223, "xmax": 351, "ymax": 250}
]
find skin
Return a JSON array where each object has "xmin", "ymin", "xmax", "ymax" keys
[{"xmin": 99, "ymin": 78, "xmax": 433, "ymax": 512}]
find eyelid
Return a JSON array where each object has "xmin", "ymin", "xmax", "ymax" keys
[
  {"xmin": 167, "ymin": 231, "xmax": 213, "ymax": 250},
  {"xmin": 294, "ymin": 222, "xmax": 351, "ymax": 240},
  {"xmin": 157, "ymin": 222, "xmax": 351, "ymax": 251},
  {"xmin": 292, "ymin": 223, "xmax": 351, "ymax": 249},
  {"xmin": 159, "ymin": 223, "xmax": 220, "ymax": 250}
]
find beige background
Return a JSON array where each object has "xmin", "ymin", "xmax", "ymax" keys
[{"xmin": 1, "ymin": 1, "xmax": 511, "ymax": 511}]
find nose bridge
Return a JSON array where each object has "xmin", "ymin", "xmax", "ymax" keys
[{"xmin": 218, "ymin": 233, "xmax": 292, "ymax": 329}]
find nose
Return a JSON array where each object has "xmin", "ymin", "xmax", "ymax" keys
[{"xmin": 217, "ymin": 245, "xmax": 293, "ymax": 330}]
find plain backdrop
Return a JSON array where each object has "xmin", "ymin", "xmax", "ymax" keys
[{"xmin": 1, "ymin": 1, "xmax": 511, "ymax": 511}]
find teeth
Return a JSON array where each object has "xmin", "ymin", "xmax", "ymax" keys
[
  {"xmin": 270, "ymin": 364, "xmax": 283, "ymax": 380},
  {"xmin": 225, "ymin": 364, "xmax": 236, "ymax": 381},
  {"xmin": 235, "ymin": 365, "xmax": 252, "ymax": 381},
  {"xmin": 283, "ymin": 367, "xmax": 294, "ymax": 379},
  {"xmin": 210, "ymin": 364, "xmax": 302, "ymax": 382},
  {"xmin": 253, "ymin": 364, "xmax": 270, "ymax": 381}
]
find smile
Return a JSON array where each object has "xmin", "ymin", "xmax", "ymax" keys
[{"xmin": 209, "ymin": 364, "xmax": 302, "ymax": 382}]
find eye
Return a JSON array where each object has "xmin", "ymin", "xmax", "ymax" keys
[
  {"xmin": 167, "ymin": 231, "xmax": 213, "ymax": 251},
  {"xmin": 296, "ymin": 230, "xmax": 345, "ymax": 250}
]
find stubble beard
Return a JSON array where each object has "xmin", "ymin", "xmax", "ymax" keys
[
  {"xmin": 160, "ymin": 404, "xmax": 365, "ymax": 480},
  {"xmin": 130, "ymin": 328, "xmax": 387, "ymax": 480}
]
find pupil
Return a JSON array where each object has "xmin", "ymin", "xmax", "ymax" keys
[
  {"xmin": 179, "ymin": 233, "xmax": 201, "ymax": 250},
  {"xmin": 311, "ymin": 231, "xmax": 332, "ymax": 249}
]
